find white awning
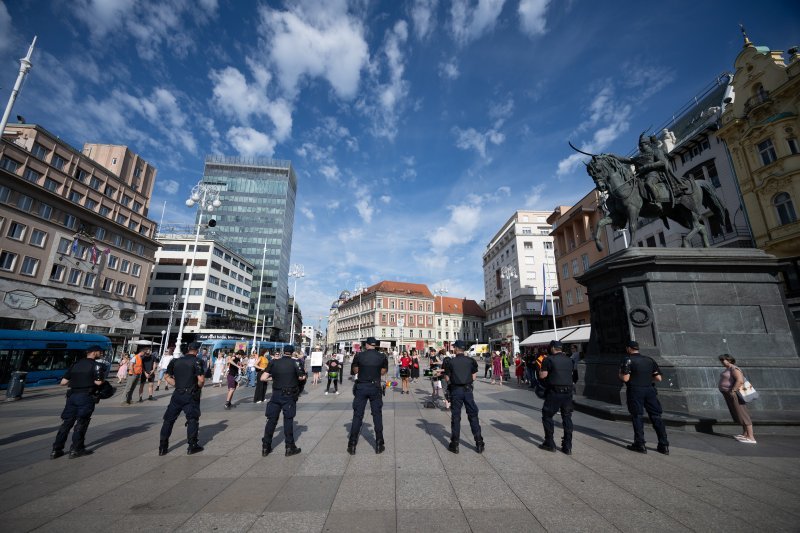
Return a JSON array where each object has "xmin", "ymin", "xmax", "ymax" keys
[{"xmin": 519, "ymin": 324, "xmax": 591, "ymax": 346}]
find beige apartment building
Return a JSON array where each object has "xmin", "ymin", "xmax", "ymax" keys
[
  {"xmin": 548, "ymin": 190, "xmax": 609, "ymax": 327},
  {"xmin": 0, "ymin": 124, "xmax": 159, "ymax": 350},
  {"xmin": 434, "ymin": 296, "xmax": 486, "ymax": 348}
]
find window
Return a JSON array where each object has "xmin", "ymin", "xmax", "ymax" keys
[
  {"xmin": 68, "ymin": 190, "xmax": 83, "ymax": 204},
  {"xmin": 646, "ymin": 235, "xmax": 657, "ymax": 247},
  {"xmin": 31, "ymin": 142, "xmax": 48, "ymax": 160},
  {"xmin": 774, "ymin": 192, "xmax": 797, "ymax": 226},
  {"xmin": 758, "ymin": 139, "xmax": 777, "ymax": 166},
  {"xmin": 52, "ymin": 154, "xmax": 67, "ymax": 171},
  {"xmin": 63, "ymin": 214, "xmax": 77, "ymax": 230},
  {"xmin": 576, "ymin": 287, "xmax": 584, "ymax": 303},
  {"xmin": 128, "ymin": 220, "xmax": 137, "ymax": 230},
  {"xmin": 68, "ymin": 268, "xmax": 82, "ymax": 285},
  {"xmin": 102, "ymin": 278, "xmax": 114, "ymax": 292},
  {"xmin": 127, "ymin": 284, "xmax": 137, "ymax": 298},
  {"xmin": 120, "ymin": 259, "xmax": 130, "ymax": 273},
  {"xmin": 104, "ymin": 185, "xmax": 116, "ymax": 198},
  {"xmin": 706, "ymin": 160, "xmax": 721, "ymax": 188},
  {"xmin": 562, "ymin": 263, "xmax": 569, "ymax": 279},
  {"xmin": 16, "ymin": 194, "xmax": 33, "ymax": 211},
  {"xmin": 566, "ymin": 289, "xmax": 573, "ymax": 306},
  {"xmin": 0, "ymin": 156, "xmax": 20, "ymax": 172},
  {"xmin": 121, "ymin": 195, "xmax": 131, "ymax": 207},
  {"xmin": 116, "ymin": 214, "xmax": 127, "ymax": 225},
  {"xmin": 581, "ymin": 253, "xmax": 590, "ymax": 271},
  {"xmin": 89, "ymin": 176, "xmax": 102, "ymax": 190},
  {"xmin": 572, "ymin": 259, "xmax": 579, "ymax": 275},
  {"xmin": 20, "ymin": 256, "xmax": 39, "ymax": 276},
  {"xmin": 85, "ymin": 198, "xmax": 97, "ymax": 210},
  {"xmin": 0, "ymin": 185, "xmax": 9, "ymax": 202},
  {"xmin": 23, "ymin": 168, "xmax": 40, "ymax": 183},
  {"xmin": 788, "ymin": 138, "xmax": 799, "ymax": 155},
  {"xmin": 29, "ymin": 229, "xmax": 47, "ymax": 247},
  {"xmin": 658, "ymin": 232, "xmax": 666, "ymax": 247},
  {"xmin": 7, "ymin": 221, "xmax": 26, "ymax": 241},
  {"xmin": 75, "ymin": 168, "xmax": 89, "ymax": 183},
  {"xmin": 0, "ymin": 251, "xmax": 18, "ymax": 271},
  {"xmin": 94, "ymin": 227, "xmax": 106, "ymax": 240},
  {"xmin": 523, "ymin": 241, "xmax": 533, "ymax": 249},
  {"xmin": 44, "ymin": 178, "xmax": 59, "ymax": 192},
  {"xmin": 132, "ymin": 264, "xmax": 141, "ymax": 277},
  {"xmin": 50, "ymin": 263, "xmax": 66, "ymax": 282},
  {"xmin": 57, "ymin": 237, "xmax": 71, "ymax": 254},
  {"xmin": 83, "ymin": 273, "xmax": 96, "ymax": 289},
  {"xmin": 115, "ymin": 282, "xmax": 126, "ymax": 295},
  {"xmin": 107, "ymin": 254, "xmax": 118, "ymax": 270},
  {"xmin": 133, "ymin": 201, "xmax": 142, "ymax": 213},
  {"xmin": 38, "ymin": 202, "xmax": 53, "ymax": 220},
  {"xmin": 544, "ymin": 242, "xmax": 553, "ymax": 249},
  {"xmin": 99, "ymin": 205, "xmax": 111, "ymax": 217}
]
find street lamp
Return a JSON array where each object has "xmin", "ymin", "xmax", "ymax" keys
[
  {"xmin": 354, "ymin": 281, "xmax": 367, "ymax": 345},
  {"xmin": 159, "ymin": 330, "xmax": 166, "ymax": 358},
  {"xmin": 174, "ymin": 182, "xmax": 222, "ymax": 356},
  {"xmin": 501, "ymin": 265, "xmax": 518, "ymax": 355},
  {"xmin": 288, "ymin": 264, "xmax": 304, "ymax": 347},
  {"xmin": 252, "ymin": 239, "xmax": 268, "ymax": 353},
  {"xmin": 434, "ymin": 286, "xmax": 448, "ymax": 349}
]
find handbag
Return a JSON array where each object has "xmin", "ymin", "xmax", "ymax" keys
[{"xmin": 736, "ymin": 371, "xmax": 759, "ymax": 404}]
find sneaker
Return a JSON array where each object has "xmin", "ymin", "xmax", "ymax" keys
[
  {"xmin": 255, "ymin": 400, "xmax": 263, "ymax": 404},
  {"xmin": 155, "ymin": 386, "xmax": 160, "ymax": 391},
  {"xmin": 335, "ymin": 391, "xmax": 340, "ymax": 395},
  {"xmin": 224, "ymin": 402, "xmax": 231, "ymax": 410},
  {"xmin": 738, "ymin": 437, "xmax": 757, "ymax": 444},
  {"xmin": 325, "ymin": 392, "xmax": 329, "ymax": 395}
]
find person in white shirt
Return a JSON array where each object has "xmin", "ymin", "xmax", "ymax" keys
[
  {"xmin": 155, "ymin": 347, "xmax": 174, "ymax": 392},
  {"xmin": 246, "ymin": 355, "xmax": 258, "ymax": 387},
  {"xmin": 336, "ymin": 351, "xmax": 345, "ymax": 385}
]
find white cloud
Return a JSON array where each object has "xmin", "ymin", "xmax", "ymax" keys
[
  {"xmin": 449, "ymin": 0, "xmax": 506, "ymax": 46},
  {"xmin": 158, "ymin": 179, "xmax": 180, "ymax": 195},
  {"xmin": 227, "ymin": 126, "xmax": 276, "ymax": 157},
  {"xmin": 300, "ymin": 206, "xmax": 315, "ymax": 220},
  {"xmin": 113, "ymin": 87, "xmax": 198, "ymax": 154},
  {"xmin": 439, "ymin": 59, "xmax": 460, "ymax": 80},
  {"xmin": 453, "ymin": 126, "xmax": 506, "ymax": 159},
  {"xmin": 258, "ymin": 1, "xmax": 369, "ymax": 99},
  {"xmin": 410, "ymin": 0, "xmax": 438, "ymax": 41},
  {"xmin": 518, "ymin": 0, "xmax": 550, "ymax": 37},
  {"xmin": 319, "ymin": 164, "xmax": 341, "ymax": 184},
  {"xmin": 428, "ymin": 187, "xmax": 511, "ymax": 250},
  {"xmin": 380, "ymin": 195, "xmax": 391, "ymax": 204},
  {"xmin": 0, "ymin": 3, "xmax": 13, "ymax": 54},
  {"xmin": 354, "ymin": 185, "xmax": 373, "ymax": 224}
]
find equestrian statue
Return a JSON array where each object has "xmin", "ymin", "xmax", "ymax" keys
[{"xmin": 570, "ymin": 134, "xmax": 729, "ymax": 251}]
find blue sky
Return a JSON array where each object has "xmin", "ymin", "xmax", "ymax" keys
[{"xmin": 1, "ymin": 0, "xmax": 798, "ymax": 327}]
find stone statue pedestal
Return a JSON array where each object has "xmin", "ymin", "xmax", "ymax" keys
[{"xmin": 576, "ymin": 247, "xmax": 800, "ymax": 419}]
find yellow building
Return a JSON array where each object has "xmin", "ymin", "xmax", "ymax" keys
[{"xmin": 716, "ymin": 34, "xmax": 800, "ymax": 258}]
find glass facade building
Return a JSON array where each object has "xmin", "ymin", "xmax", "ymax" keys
[{"xmin": 198, "ymin": 156, "xmax": 297, "ymax": 338}]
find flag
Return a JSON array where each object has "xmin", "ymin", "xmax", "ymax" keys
[
  {"xmin": 71, "ymin": 238, "xmax": 79, "ymax": 256},
  {"xmin": 540, "ymin": 263, "xmax": 548, "ymax": 315},
  {"xmin": 91, "ymin": 246, "xmax": 98, "ymax": 264}
]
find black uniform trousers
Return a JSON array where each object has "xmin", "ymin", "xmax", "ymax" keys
[
  {"xmin": 53, "ymin": 392, "xmax": 95, "ymax": 452},
  {"xmin": 450, "ymin": 385, "xmax": 482, "ymax": 443},
  {"xmin": 350, "ymin": 382, "xmax": 383, "ymax": 442},
  {"xmin": 541, "ymin": 387, "xmax": 574, "ymax": 449},
  {"xmin": 253, "ymin": 371, "xmax": 268, "ymax": 403},
  {"xmin": 160, "ymin": 390, "xmax": 201, "ymax": 445},
  {"xmin": 262, "ymin": 389, "xmax": 297, "ymax": 447},
  {"xmin": 626, "ymin": 385, "xmax": 669, "ymax": 447}
]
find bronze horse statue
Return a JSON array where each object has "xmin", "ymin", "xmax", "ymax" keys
[{"xmin": 571, "ymin": 144, "xmax": 729, "ymax": 251}]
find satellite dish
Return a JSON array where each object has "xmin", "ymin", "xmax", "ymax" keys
[
  {"xmin": 92, "ymin": 304, "xmax": 114, "ymax": 320},
  {"xmin": 4, "ymin": 290, "xmax": 38, "ymax": 310}
]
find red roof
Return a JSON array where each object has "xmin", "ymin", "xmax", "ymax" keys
[
  {"xmin": 435, "ymin": 296, "xmax": 486, "ymax": 318},
  {"xmin": 366, "ymin": 280, "xmax": 433, "ymax": 298}
]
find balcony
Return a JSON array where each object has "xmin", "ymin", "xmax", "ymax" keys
[{"xmin": 743, "ymin": 90, "xmax": 771, "ymax": 114}]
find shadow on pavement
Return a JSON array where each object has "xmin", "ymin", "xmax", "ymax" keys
[
  {"xmin": 200, "ymin": 419, "xmax": 229, "ymax": 443},
  {"xmin": 0, "ymin": 426, "xmax": 60, "ymax": 446},
  {"xmin": 498, "ymin": 398, "xmax": 542, "ymax": 412},
  {"xmin": 341, "ymin": 422, "xmax": 376, "ymax": 447},
  {"xmin": 88, "ymin": 422, "xmax": 154, "ymax": 449},
  {"xmin": 489, "ymin": 419, "xmax": 543, "ymax": 445}
]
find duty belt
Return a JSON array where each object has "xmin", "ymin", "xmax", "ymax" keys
[
  {"xmin": 450, "ymin": 383, "xmax": 472, "ymax": 388},
  {"xmin": 174, "ymin": 387, "xmax": 197, "ymax": 394},
  {"xmin": 551, "ymin": 386, "xmax": 572, "ymax": 393},
  {"xmin": 356, "ymin": 379, "xmax": 380, "ymax": 385}
]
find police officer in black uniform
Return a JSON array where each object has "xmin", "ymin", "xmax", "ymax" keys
[
  {"xmin": 261, "ymin": 344, "xmax": 306, "ymax": 457},
  {"xmin": 51, "ymin": 345, "xmax": 106, "ymax": 459},
  {"xmin": 538, "ymin": 340, "xmax": 574, "ymax": 455},
  {"xmin": 347, "ymin": 337, "xmax": 388, "ymax": 455},
  {"xmin": 619, "ymin": 340, "xmax": 669, "ymax": 454},
  {"xmin": 159, "ymin": 341, "xmax": 205, "ymax": 456},
  {"xmin": 444, "ymin": 340, "xmax": 484, "ymax": 454}
]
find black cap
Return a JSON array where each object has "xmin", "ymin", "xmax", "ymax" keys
[
  {"xmin": 86, "ymin": 345, "xmax": 104, "ymax": 353},
  {"xmin": 453, "ymin": 340, "xmax": 466, "ymax": 349},
  {"xmin": 365, "ymin": 337, "xmax": 378, "ymax": 346},
  {"xmin": 549, "ymin": 340, "xmax": 562, "ymax": 349},
  {"xmin": 187, "ymin": 342, "xmax": 202, "ymax": 351},
  {"xmin": 626, "ymin": 340, "xmax": 639, "ymax": 349},
  {"xmin": 283, "ymin": 345, "xmax": 294, "ymax": 353}
]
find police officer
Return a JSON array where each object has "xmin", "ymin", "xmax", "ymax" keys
[
  {"xmin": 159, "ymin": 341, "xmax": 205, "ymax": 456},
  {"xmin": 443, "ymin": 340, "xmax": 484, "ymax": 454},
  {"xmin": 619, "ymin": 340, "xmax": 669, "ymax": 454},
  {"xmin": 51, "ymin": 345, "xmax": 106, "ymax": 459},
  {"xmin": 347, "ymin": 337, "xmax": 388, "ymax": 455},
  {"xmin": 538, "ymin": 340, "xmax": 574, "ymax": 455},
  {"xmin": 261, "ymin": 345, "xmax": 305, "ymax": 457}
]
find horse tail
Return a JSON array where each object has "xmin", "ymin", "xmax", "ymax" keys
[{"xmin": 699, "ymin": 181, "xmax": 729, "ymax": 237}]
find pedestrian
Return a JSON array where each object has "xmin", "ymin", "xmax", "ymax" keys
[
  {"xmin": 491, "ymin": 351, "xmax": 503, "ymax": 385},
  {"xmin": 336, "ymin": 350, "xmax": 345, "ymax": 385},
  {"xmin": 514, "ymin": 354, "xmax": 525, "ymax": 386},
  {"xmin": 501, "ymin": 351, "xmax": 511, "ymax": 382},
  {"xmin": 158, "ymin": 342, "xmax": 205, "ymax": 456},
  {"xmin": 347, "ymin": 337, "xmax": 389, "ymax": 455},
  {"xmin": 293, "ymin": 351, "xmax": 308, "ymax": 395},
  {"xmin": 224, "ymin": 350, "xmax": 245, "ymax": 409},
  {"xmin": 122, "ymin": 349, "xmax": 144, "ymax": 404},
  {"xmin": 483, "ymin": 351, "xmax": 492, "ymax": 379},
  {"xmin": 619, "ymin": 340, "xmax": 669, "ymax": 455},
  {"xmin": 392, "ymin": 349, "xmax": 400, "ymax": 378},
  {"xmin": 325, "ymin": 353, "xmax": 341, "ymax": 395},
  {"xmin": 116, "ymin": 353, "xmax": 129, "ymax": 384},
  {"xmin": 212, "ymin": 350, "xmax": 225, "ymax": 387},
  {"xmin": 718, "ymin": 354, "xmax": 756, "ymax": 444},
  {"xmin": 261, "ymin": 345, "xmax": 306, "ymax": 456},
  {"xmin": 570, "ymin": 344, "xmax": 581, "ymax": 387},
  {"xmin": 246, "ymin": 353, "xmax": 258, "ymax": 387},
  {"xmin": 155, "ymin": 347, "xmax": 174, "ymax": 392},
  {"xmin": 429, "ymin": 349, "xmax": 443, "ymax": 399},
  {"xmin": 443, "ymin": 340, "xmax": 484, "ymax": 454},
  {"xmin": 310, "ymin": 349, "xmax": 323, "ymax": 386},
  {"xmin": 537, "ymin": 340, "xmax": 575, "ymax": 455},
  {"xmin": 524, "ymin": 351, "xmax": 537, "ymax": 388},
  {"xmin": 399, "ymin": 350, "xmax": 411, "ymax": 394},
  {"xmin": 410, "ymin": 348, "xmax": 420, "ymax": 383},
  {"xmin": 253, "ymin": 350, "xmax": 270, "ymax": 404},
  {"xmin": 50, "ymin": 345, "xmax": 106, "ymax": 459},
  {"xmin": 139, "ymin": 348, "xmax": 157, "ymax": 401}
]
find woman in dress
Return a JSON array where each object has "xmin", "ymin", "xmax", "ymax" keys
[
  {"xmin": 514, "ymin": 354, "xmax": 525, "ymax": 386},
  {"xmin": 116, "ymin": 353, "xmax": 129, "ymax": 384},
  {"xmin": 399, "ymin": 351, "xmax": 412, "ymax": 394},
  {"xmin": 212, "ymin": 350, "xmax": 226, "ymax": 387},
  {"xmin": 224, "ymin": 350, "xmax": 245, "ymax": 409},
  {"xmin": 718, "ymin": 354, "xmax": 756, "ymax": 444},
  {"xmin": 410, "ymin": 348, "xmax": 420, "ymax": 383},
  {"xmin": 491, "ymin": 351, "xmax": 503, "ymax": 385}
]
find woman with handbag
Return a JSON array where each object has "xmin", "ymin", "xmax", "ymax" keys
[
  {"xmin": 410, "ymin": 349, "xmax": 420, "ymax": 382},
  {"xmin": 718, "ymin": 354, "xmax": 756, "ymax": 444},
  {"xmin": 399, "ymin": 351, "xmax": 412, "ymax": 394}
]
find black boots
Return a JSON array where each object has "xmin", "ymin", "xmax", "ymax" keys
[
  {"xmin": 626, "ymin": 444, "xmax": 647, "ymax": 454},
  {"xmin": 187, "ymin": 444, "xmax": 204, "ymax": 455},
  {"xmin": 376, "ymin": 433, "xmax": 385, "ymax": 454},
  {"xmin": 285, "ymin": 444, "xmax": 301, "ymax": 457},
  {"xmin": 158, "ymin": 441, "xmax": 169, "ymax": 456},
  {"xmin": 347, "ymin": 437, "xmax": 357, "ymax": 455},
  {"xmin": 262, "ymin": 444, "xmax": 272, "ymax": 457},
  {"xmin": 69, "ymin": 448, "xmax": 93, "ymax": 459},
  {"xmin": 475, "ymin": 439, "xmax": 485, "ymax": 454},
  {"xmin": 657, "ymin": 444, "xmax": 669, "ymax": 455},
  {"xmin": 50, "ymin": 449, "xmax": 64, "ymax": 459},
  {"xmin": 448, "ymin": 441, "xmax": 459, "ymax": 454}
]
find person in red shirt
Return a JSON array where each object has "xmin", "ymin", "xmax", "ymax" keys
[{"xmin": 399, "ymin": 351, "xmax": 412, "ymax": 395}]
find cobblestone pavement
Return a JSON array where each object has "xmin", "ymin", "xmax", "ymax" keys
[{"xmin": 1, "ymin": 367, "xmax": 798, "ymax": 532}]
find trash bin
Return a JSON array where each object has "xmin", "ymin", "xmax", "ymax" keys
[{"xmin": 6, "ymin": 371, "xmax": 27, "ymax": 400}]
